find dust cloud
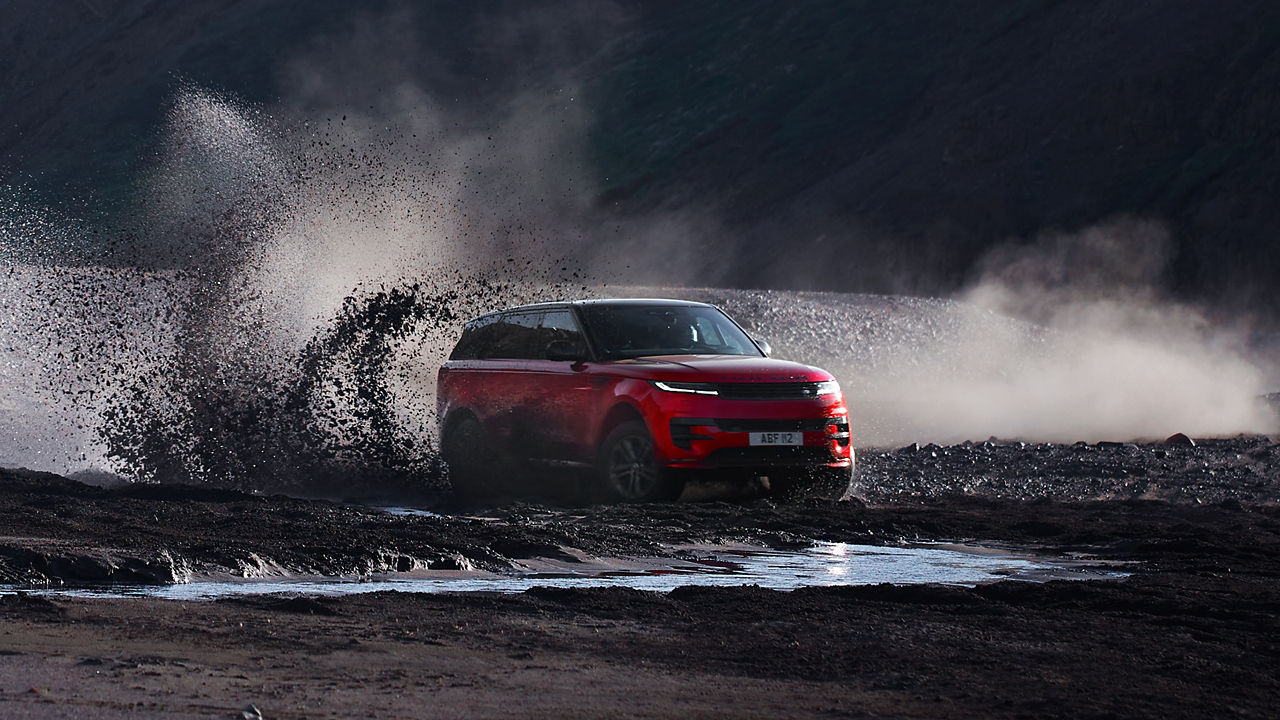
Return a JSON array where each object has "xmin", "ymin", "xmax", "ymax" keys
[{"xmin": 822, "ymin": 218, "xmax": 1275, "ymax": 445}]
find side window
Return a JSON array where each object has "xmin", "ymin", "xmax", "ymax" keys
[
  {"xmin": 539, "ymin": 310, "xmax": 586, "ymax": 359},
  {"xmin": 486, "ymin": 312, "xmax": 542, "ymax": 359},
  {"xmin": 449, "ymin": 315, "xmax": 499, "ymax": 360}
]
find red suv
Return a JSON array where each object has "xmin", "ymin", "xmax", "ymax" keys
[{"xmin": 437, "ymin": 299, "xmax": 853, "ymax": 503}]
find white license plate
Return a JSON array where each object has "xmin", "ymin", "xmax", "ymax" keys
[{"xmin": 749, "ymin": 431, "xmax": 803, "ymax": 446}]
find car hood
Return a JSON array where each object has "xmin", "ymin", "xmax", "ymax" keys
[{"xmin": 597, "ymin": 355, "xmax": 834, "ymax": 383}]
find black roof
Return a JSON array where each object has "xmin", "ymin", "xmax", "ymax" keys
[{"xmin": 464, "ymin": 298, "xmax": 714, "ymax": 325}]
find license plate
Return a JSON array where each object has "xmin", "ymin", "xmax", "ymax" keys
[{"xmin": 749, "ymin": 431, "xmax": 803, "ymax": 446}]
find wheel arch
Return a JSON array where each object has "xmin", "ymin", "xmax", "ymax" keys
[
  {"xmin": 440, "ymin": 407, "xmax": 481, "ymax": 440},
  {"xmin": 596, "ymin": 401, "xmax": 647, "ymax": 450}
]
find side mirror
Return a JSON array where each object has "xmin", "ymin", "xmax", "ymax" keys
[
  {"xmin": 546, "ymin": 340, "xmax": 586, "ymax": 362},
  {"xmin": 753, "ymin": 337, "xmax": 772, "ymax": 357}
]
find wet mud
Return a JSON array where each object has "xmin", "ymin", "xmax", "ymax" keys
[{"xmin": 1, "ymin": 436, "xmax": 1278, "ymax": 717}]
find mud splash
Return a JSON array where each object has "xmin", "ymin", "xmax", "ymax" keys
[
  {"xmin": 2, "ymin": 86, "xmax": 591, "ymax": 496},
  {"xmin": 97, "ymin": 280, "xmax": 460, "ymax": 494}
]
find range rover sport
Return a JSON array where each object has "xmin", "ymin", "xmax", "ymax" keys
[{"xmin": 436, "ymin": 299, "xmax": 854, "ymax": 503}]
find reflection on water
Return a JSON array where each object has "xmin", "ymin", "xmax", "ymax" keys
[
  {"xmin": 374, "ymin": 506, "xmax": 443, "ymax": 518},
  {"xmin": 4, "ymin": 542, "xmax": 1128, "ymax": 600}
]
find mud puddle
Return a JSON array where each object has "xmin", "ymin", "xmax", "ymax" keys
[
  {"xmin": 2, "ymin": 542, "xmax": 1127, "ymax": 600},
  {"xmin": 374, "ymin": 506, "xmax": 445, "ymax": 518}
]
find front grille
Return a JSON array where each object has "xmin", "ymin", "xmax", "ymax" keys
[
  {"xmin": 703, "ymin": 446, "xmax": 837, "ymax": 467},
  {"xmin": 714, "ymin": 382, "xmax": 823, "ymax": 400},
  {"xmin": 711, "ymin": 418, "xmax": 833, "ymax": 433},
  {"xmin": 670, "ymin": 417, "xmax": 849, "ymax": 449}
]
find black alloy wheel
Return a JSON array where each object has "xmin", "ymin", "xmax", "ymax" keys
[{"xmin": 597, "ymin": 421, "xmax": 681, "ymax": 503}]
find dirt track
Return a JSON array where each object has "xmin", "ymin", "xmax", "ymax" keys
[{"xmin": 1, "ymin": 437, "xmax": 1279, "ymax": 718}]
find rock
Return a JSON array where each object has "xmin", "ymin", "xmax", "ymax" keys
[
  {"xmin": 429, "ymin": 554, "xmax": 473, "ymax": 571},
  {"xmin": 238, "ymin": 704, "xmax": 264, "ymax": 719},
  {"xmin": 897, "ymin": 443, "xmax": 920, "ymax": 454},
  {"xmin": 1164, "ymin": 432, "xmax": 1196, "ymax": 447}
]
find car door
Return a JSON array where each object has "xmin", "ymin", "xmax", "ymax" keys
[
  {"xmin": 476, "ymin": 311, "xmax": 542, "ymax": 459},
  {"xmin": 525, "ymin": 309, "xmax": 597, "ymax": 464}
]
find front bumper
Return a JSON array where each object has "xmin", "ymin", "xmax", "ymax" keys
[
  {"xmin": 644, "ymin": 394, "xmax": 853, "ymax": 471},
  {"xmin": 665, "ymin": 416, "xmax": 852, "ymax": 469}
]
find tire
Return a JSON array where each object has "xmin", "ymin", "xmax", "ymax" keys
[
  {"xmin": 441, "ymin": 415, "xmax": 496, "ymax": 504},
  {"xmin": 769, "ymin": 463, "xmax": 854, "ymax": 503},
  {"xmin": 596, "ymin": 420, "xmax": 682, "ymax": 503}
]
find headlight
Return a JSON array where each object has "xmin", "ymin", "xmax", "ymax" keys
[
  {"xmin": 815, "ymin": 380, "xmax": 840, "ymax": 396},
  {"xmin": 652, "ymin": 381, "xmax": 720, "ymax": 396}
]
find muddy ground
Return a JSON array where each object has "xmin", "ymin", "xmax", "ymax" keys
[{"xmin": 1, "ymin": 437, "xmax": 1278, "ymax": 718}]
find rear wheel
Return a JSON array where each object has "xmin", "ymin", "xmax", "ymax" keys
[
  {"xmin": 597, "ymin": 421, "xmax": 682, "ymax": 503},
  {"xmin": 441, "ymin": 415, "xmax": 496, "ymax": 503}
]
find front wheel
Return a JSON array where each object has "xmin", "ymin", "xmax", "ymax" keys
[{"xmin": 596, "ymin": 421, "xmax": 682, "ymax": 503}]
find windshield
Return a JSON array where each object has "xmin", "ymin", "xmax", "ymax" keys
[{"xmin": 580, "ymin": 304, "xmax": 762, "ymax": 360}]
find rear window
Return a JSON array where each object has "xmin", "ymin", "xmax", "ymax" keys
[
  {"xmin": 449, "ymin": 312, "xmax": 542, "ymax": 360},
  {"xmin": 449, "ymin": 315, "xmax": 499, "ymax": 360},
  {"xmin": 486, "ymin": 312, "xmax": 542, "ymax": 359},
  {"xmin": 452, "ymin": 310, "xmax": 585, "ymax": 360}
]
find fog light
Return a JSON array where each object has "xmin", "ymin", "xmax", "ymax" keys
[
  {"xmin": 826, "ymin": 419, "xmax": 851, "ymax": 447},
  {"xmin": 670, "ymin": 418, "xmax": 716, "ymax": 449}
]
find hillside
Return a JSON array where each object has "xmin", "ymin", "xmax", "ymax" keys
[{"xmin": 4, "ymin": 0, "xmax": 1280, "ymax": 316}]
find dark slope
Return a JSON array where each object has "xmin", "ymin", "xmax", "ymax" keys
[
  {"xmin": 589, "ymin": 1, "xmax": 1280, "ymax": 304},
  {"xmin": 4, "ymin": 1, "xmax": 1280, "ymax": 313}
]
